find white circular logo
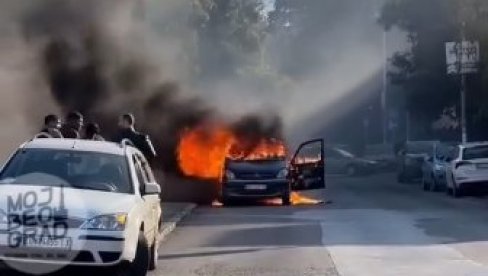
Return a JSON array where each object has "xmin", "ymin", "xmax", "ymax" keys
[{"xmin": 0, "ymin": 173, "xmax": 89, "ymax": 275}]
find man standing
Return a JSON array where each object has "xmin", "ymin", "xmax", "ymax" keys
[
  {"xmin": 60, "ymin": 111, "xmax": 83, "ymax": 139},
  {"xmin": 114, "ymin": 113, "xmax": 157, "ymax": 161},
  {"xmin": 37, "ymin": 114, "xmax": 63, "ymax": 138}
]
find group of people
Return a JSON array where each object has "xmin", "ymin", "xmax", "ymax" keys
[{"xmin": 38, "ymin": 112, "xmax": 157, "ymax": 160}]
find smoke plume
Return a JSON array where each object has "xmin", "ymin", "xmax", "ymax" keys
[{"xmin": 17, "ymin": 0, "xmax": 283, "ymax": 176}]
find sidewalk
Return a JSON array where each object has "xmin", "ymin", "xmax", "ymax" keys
[{"xmin": 159, "ymin": 202, "xmax": 196, "ymax": 241}]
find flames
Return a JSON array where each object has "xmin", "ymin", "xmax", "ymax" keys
[
  {"xmin": 177, "ymin": 124, "xmax": 287, "ymax": 180},
  {"xmin": 177, "ymin": 125, "xmax": 234, "ymax": 180},
  {"xmin": 177, "ymin": 124, "xmax": 322, "ymax": 206}
]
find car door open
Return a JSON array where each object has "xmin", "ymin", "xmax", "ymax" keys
[{"xmin": 289, "ymin": 139, "xmax": 325, "ymax": 191}]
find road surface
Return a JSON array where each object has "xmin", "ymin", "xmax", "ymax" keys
[{"xmin": 153, "ymin": 174, "xmax": 488, "ymax": 276}]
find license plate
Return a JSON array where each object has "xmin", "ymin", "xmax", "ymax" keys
[
  {"xmin": 23, "ymin": 236, "xmax": 72, "ymax": 250},
  {"xmin": 245, "ymin": 184, "xmax": 267, "ymax": 190}
]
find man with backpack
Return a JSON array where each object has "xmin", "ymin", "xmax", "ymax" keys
[{"xmin": 114, "ymin": 113, "xmax": 157, "ymax": 161}]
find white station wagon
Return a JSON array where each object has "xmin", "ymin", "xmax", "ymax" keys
[{"xmin": 0, "ymin": 139, "xmax": 162, "ymax": 276}]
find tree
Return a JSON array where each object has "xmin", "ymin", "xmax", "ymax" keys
[
  {"xmin": 192, "ymin": 0, "xmax": 267, "ymax": 80},
  {"xmin": 379, "ymin": 0, "xmax": 488, "ymax": 140}
]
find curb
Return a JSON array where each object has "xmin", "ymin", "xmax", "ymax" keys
[{"xmin": 158, "ymin": 203, "xmax": 196, "ymax": 242}]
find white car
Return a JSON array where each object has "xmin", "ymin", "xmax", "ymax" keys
[
  {"xmin": 446, "ymin": 142, "xmax": 488, "ymax": 197},
  {"xmin": 0, "ymin": 139, "xmax": 162, "ymax": 275}
]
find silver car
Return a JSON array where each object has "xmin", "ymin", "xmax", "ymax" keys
[{"xmin": 421, "ymin": 143, "xmax": 454, "ymax": 191}]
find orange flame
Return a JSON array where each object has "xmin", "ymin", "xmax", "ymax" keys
[
  {"xmin": 177, "ymin": 125, "xmax": 235, "ymax": 180},
  {"xmin": 177, "ymin": 124, "xmax": 286, "ymax": 180}
]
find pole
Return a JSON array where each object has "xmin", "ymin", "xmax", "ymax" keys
[
  {"xmin": 460, "ymin": 21, "xmax": 467, "ymax": 143},
  {"xmin": 382, "ymin": 30, "xmax": 388, "ymax": 145},
  {"xmin": 406, "ymin": 110, "xmax": 410, "ymax": 142},
  {"xmin": 461, "ymin": 73, "xmax": 467, "ymax": 143}
]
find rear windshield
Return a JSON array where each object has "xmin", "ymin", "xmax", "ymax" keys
[
  {"xmin": 463, "ymin": 146, "xmax": 488, "ymax": 160},
  {"xmin": 0, "ymin": 149, "xmax": 133, "ymax": 194}
]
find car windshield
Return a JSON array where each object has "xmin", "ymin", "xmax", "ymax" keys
[
  {"xmin": 463, "ymin": 146, "xmax": 488, "ymax": 161},
  {"xmin": 0, "ymin": 149, "xmax": 132, "ymax": 194}
]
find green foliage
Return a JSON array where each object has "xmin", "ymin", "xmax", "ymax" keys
[
  {"xmin": 380, "ymin": 0, "xmax": 488, "ymax": 138},
  {"xmin": 192, "ymin": 0, "xmax": 267, "ymax": 79}
]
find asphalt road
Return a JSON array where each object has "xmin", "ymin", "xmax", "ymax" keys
[{"xmin": 153, "ymin": 174, "xmax": 488, "ymax": 276}]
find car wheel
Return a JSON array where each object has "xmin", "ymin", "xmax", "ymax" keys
[
  {"xmin": 422, "ymin": 175, "xmax": 429, "ymax": 191},
  {"xmin": 221, "ymin": 194, "xmax": 233, "ymax": 206},
  {"xmin": 452, "ymin": 182, "xmax": 464, "ymax": 198},
  {"xmin": 451, "ymin": 177, "xmax": 463, "ymax": 198},
  {"xmin": 282, "ymin": 191, "xmax": 291, "ymax": 206},
  {"xmin": 128, "ymin": 232, "xmax": 150, "ymax": 276},
  {"xmin": 346, "ymin": 165, "xmax": 357, "ymax": 177},
  {"xmin": 429, "ymin": 175, "xmax": 438, "ymax": 192},
  {"xmin": 148, "ymin": 237, "xmax": 159, "ymax": 271}
]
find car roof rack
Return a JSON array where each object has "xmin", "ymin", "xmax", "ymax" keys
[
  {"xmin": 32, "ymin": 133, "xmax": 52, "ymax": 140},
  {"xmin": 120, "ymin": 138, "xmax": 135, "ymax": 148}
]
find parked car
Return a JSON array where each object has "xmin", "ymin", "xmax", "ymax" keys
[
  {"xmin": 397, "ymin": 141, "xmax": 438, "ymax": 183},
  {"xmin": 446, "ymin": 142, "xmax": 488, "ymax": 197},
  {"xmin": 325, "ymin": 147, "xmax": 379, "ymax": 176},
  {"xmin": 0, "ymin": 139, "xmax": 162, "ymax": 275},
  {"xmin": 421, "ymin": 142, "xmax": 455, "ymax": 191}
]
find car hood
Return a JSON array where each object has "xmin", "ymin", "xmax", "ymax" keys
[{"xmin": 0, "ymin": 185, "xmax": 138, "ymax": 219}]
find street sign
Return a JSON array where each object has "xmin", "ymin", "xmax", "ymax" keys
[{"xmin": 446, "ymin": 41, "xmax": 480, "ymax": 75}]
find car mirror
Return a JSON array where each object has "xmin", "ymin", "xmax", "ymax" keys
[{"xmin": 144, "ymin": 182, "xmax": 161, "ymax": 196}]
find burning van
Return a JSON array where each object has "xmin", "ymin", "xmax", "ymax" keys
[
  {"xmin": 177, "ymin": 125, "xmax": 325, "ymax": 206},
  {"xmin": 221, "ymin": 139, "xmax": 326, "ymax": 205}
]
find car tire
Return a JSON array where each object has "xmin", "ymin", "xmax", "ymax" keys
[
  {"xmin": 282, "ymin": 191, "xmax": 291, "ymax": 206},
  {"xmin": 452, "ymin": 182, "xmax": 464, "ymax": 198},
  {"xmin": 115, "ymin": 232, "xmax": 150, "ymax": 276},
  {"xmin": 131, "ymin": 232, "xmax": 150, "ymax": 276},
  {"xmin": 221, "ymin": 195, "xmax": 233, "ymax": 206},
  {"xmin": 148, "ymin": 236, "xmax": 159, "ymax": 271},
  {"xmin": 429, "ymin": 175, "xmax": 438, "ymax": 192},
  {"xmin": 422, "ymin": 176, "xmax": 429, "ymax": 191}
]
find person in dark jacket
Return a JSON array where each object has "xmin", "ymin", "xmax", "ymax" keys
[
  {"xmin": 114, "ymin": 113, "xmax": 156, "ymax": 160},
  {"xmin": 84, "ymin": 122, "xmax": 104, "ymax": 141},
  {"xmin": 37, "ymin": 114, "xmax": 63, "ymax": 138},
  {"xmin": 60, "ymin": 111, "xmax": 83, "ymax": 139}
]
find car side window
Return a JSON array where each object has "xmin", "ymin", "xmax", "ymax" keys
[{"xmin": 138, "ymin": 154, "xmax": 155, "ymax": 183}]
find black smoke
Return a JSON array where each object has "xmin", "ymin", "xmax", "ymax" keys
[{"xmin": 19, "ymin": 0, "xmax": 284, "ymax": 183}]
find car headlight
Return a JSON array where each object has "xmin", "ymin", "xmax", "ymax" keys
[
  {"xmin": 276, "ymin": 168, "xmax": 288, "ymax": 179},
  {"xmin": 225, "ymin": 170, "xmax": 236, "ymax": 180},
  {"xmin": 81, "ymin": 213, "xmax": 127, "ymax": 231}
]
